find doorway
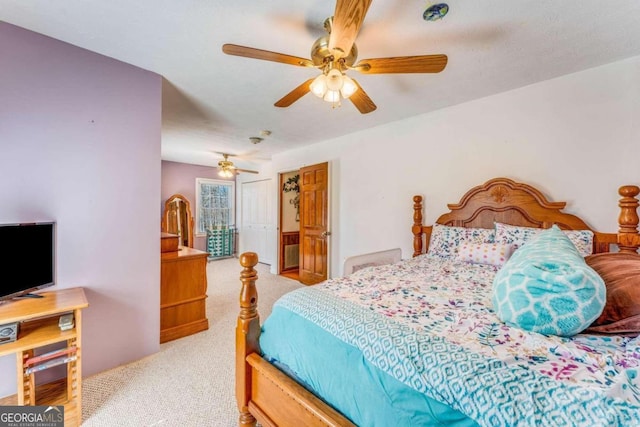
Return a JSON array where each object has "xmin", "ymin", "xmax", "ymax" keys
[
  {"xmin": 279, "ymin": 170, "xmax": 300, "ymax": 281},
  {"xmin": 278, "ymin": 162, "xmax": 329, "ymax": 285}
]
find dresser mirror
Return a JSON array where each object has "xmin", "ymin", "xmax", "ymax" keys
[{"xmin": 162, "ymin": 194, "xmax": 194, "ymax": 248}]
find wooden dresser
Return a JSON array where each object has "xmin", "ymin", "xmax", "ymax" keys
[{"xmin": 160, "ymin": 233, "xmax": 209, "ymax": 343}]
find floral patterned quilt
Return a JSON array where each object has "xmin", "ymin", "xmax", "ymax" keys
[{"xmin": 275, "ymin": 254, "xmax": 640, "ymax": 426}]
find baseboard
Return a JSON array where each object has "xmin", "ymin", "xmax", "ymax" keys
[{"xmin": 160, "ymin": 319, "xmax": 209, "ymax": 343}]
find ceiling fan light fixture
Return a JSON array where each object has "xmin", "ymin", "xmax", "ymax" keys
[
  {"xmin": 310, "ymin": 74, "xmax": 328, "ymax": 98},
  {"xmin": 218, "ymin": 168, "xmax": 234, "ymax": 178},
  {"xmin": 340, "ymin": 75, "xmax": 358, "ymax": 99},
  {"xmin": 313, "ymin": 68, "xmax": 357, "ymax": 105},
  {"xmin": 327, "ymin": 68, "xmax": 346, "ymax": 91},
  {"xmin": 325, "ymin": 68, "xmax": 344, "ymax": 91},
  {"xmin": 323, "ymin": 89, "xmax": 341, "ymax": 103}
]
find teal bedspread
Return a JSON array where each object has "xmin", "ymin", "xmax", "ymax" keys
[{"xmin": 261, "ymin": 300, "xmax": 478, "ymax": 427}]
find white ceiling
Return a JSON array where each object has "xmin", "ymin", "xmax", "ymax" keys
[{"xmin": 3, "ymin": 1, "xmax": 640, "ymax": 169}]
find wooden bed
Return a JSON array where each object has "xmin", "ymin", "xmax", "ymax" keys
[{"xmin": 236, "ymin": 177, "xmax": 640, "ymax": 427}]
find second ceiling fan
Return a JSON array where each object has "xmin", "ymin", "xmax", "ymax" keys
[
  {"xmin": 218, "ymin": 154, "xmax": 259, "ymax": 178},
  {"xmin": 222, "ymin": 0, "xmax": 448, "ymax": 114}
]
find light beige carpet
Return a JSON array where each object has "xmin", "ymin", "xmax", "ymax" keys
[{"xmin": 82, "ymin": 258, "xmax": 301, "ymax": 426}]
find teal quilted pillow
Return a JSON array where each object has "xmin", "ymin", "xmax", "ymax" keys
[{"xmin": 492, "ymin": 225, "xmax": 606, "ymax": 337}]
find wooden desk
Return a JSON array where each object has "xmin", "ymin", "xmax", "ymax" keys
[
  {"xmin": 160, "ymin": 246, "xmax": 209, "ymax": 343},
  {"xmin": 0, "ymin": 287, "xmax": 88, "ymax": 427}
]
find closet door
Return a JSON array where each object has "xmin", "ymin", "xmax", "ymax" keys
[{"xmin": 241, "ymin": 179, "xmax": 274, "ymax": 265}]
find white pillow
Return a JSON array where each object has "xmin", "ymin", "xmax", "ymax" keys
[{"xmin": 458, "ymin": 243, "xmax": 514, "ymax": 267}]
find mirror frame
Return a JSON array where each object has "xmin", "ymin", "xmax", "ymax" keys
[{"xmin": 162, "ymin": 194, "xmax": 195, "ymax": 248}]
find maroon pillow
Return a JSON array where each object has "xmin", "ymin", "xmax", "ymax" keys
[{"xmin": 585, "ymin": 252, "xmax": 640, "ymax": 335}]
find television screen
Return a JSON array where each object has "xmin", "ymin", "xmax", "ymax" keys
[{"xmin": 0, "ymin": 222, "xmax": 55, "ymax": 301}]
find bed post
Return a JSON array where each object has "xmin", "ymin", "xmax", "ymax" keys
[
  {"xmin": 412, "ymin": 195, "xmax": 424, "ymax": 257},
  {"xmin": 618, "ymin": 185, "xmax": 640, "ymax": 253},
  {"xmin": 237, "ymin": 252, "xmax": 260, "ymax": 427}
]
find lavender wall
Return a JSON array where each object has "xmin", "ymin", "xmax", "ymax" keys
[
  {"xmin": 161, "ymin": 160, "xmax": 234, "ymax": 251},
  {"xmin": 0, "ymin": 23, "xmax": 161, "ymax": 397}
]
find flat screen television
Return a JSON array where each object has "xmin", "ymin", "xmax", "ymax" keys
[{"xmin": 0, "ymin": 222, "xmax": 55, "ymax": 301}]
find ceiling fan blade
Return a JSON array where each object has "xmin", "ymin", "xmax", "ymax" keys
[
  {"xmin": 274, "ymin": 78, "xmax": 314, "ymax": 108},
  {"xmin": 329, "ymin": 0, "xmax": 372, "ymax": 58},
  {"xmin": 349, "ymin": 79, "xmax": 376, "ymax": 114},
  {"xmin": 354, "ymin": 55, "xmax": 448, "ymax": 74},
  {"xmin": 222, "ymin": 44, "xmax": 314, "ymax": 68},
  {"xmin": 236, "ymin": 168, "xmax": 259, "ymax": 174}
]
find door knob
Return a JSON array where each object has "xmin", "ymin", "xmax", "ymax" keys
[{"xmin": 320, "ymin": 231, "xmax": 331, "ymax": 238}]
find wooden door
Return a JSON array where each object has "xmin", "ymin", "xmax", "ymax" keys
[{"xmin": 299, "ymin": 162, "xmax": 329, "ymax": 285}]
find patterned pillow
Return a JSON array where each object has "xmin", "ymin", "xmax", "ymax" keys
[
  {"xmin": 492, "ymin": 225, "xmax": 606, "ymax": 337},
  {"xmin": 457, "ymin": 243, "xmax": 514, "ymax": 267},
  {"xmin": 428, "ymin": 224, "xmax": 495, "ymax": 258},
  {"xmin": 494, "ymin": 222, "xmax": 594, "ymax": 257},
  {"xmin": 564, "ymin": 230, "xmax": 595, "ymax": 257}
]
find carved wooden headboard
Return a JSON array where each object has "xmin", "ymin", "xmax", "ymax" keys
[{"xmin": 411, "ymin": 177, "xmax": 627, "ymax": 257}]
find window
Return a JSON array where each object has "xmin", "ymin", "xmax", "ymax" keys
[{"xmin": 195, "ymin": 178, "xmax": 235, "ymax": 236}]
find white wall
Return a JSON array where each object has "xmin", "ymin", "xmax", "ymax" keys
[{"xmin": 269, "ymin": 56, "xmax": 640, "ymax": 277}]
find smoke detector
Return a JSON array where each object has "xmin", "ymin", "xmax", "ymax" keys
[{"xmin": 249, "ymin": 136, "xmax": 263, "ymax": 144}]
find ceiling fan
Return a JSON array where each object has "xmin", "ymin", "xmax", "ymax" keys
[
  {"xmin": 218, "ymin": 154, "xmax": 259, "ymax": 178},
  {"xmin": 222, "ymin": 0, "xmax": 447, "ymax": 114}
]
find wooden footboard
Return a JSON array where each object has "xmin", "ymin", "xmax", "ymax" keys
[{"xmin": 237, "ymin": 253, "xmax": 355, "ymax": 427}]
